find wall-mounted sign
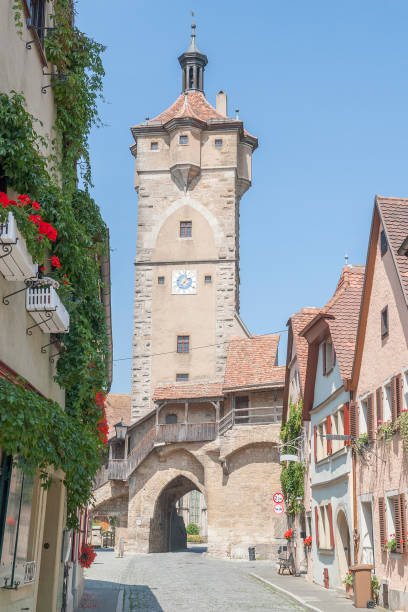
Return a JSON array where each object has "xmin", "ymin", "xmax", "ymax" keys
[
  {"xmin": 280, "ymin": 454, "xmax": 300, "ymax": 463},
  {"xmin": 273, "ymin": 492, "xmax": 284, "ymax": 504},
  {"xmin": 273, "ymin": 504, "xmax": 285, "ymax": 515}
]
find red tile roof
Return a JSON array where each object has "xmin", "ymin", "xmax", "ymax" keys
[
  {"xmin": 153, "ymin": 380, "xmax": 224, "ymax": 401},
  {"xmin": 288, "ymin": 308, "xmax": 320, "ymax": 395},
  {"xmin": 223, "ymin": 335, "xmax": 285, "ymax": 391},
  {"xmin": 105, "ymin": 394, "xmax": 132, "ymax": 439},
  {"xmin": 322, "ymin": 266, "xmax": 365, "ymax": 381},
  {"xmin": 377, "ymin": 196, "xmax": 408, "ymax": 300},
  {"xmin": 147, "ymin": 92, "xmax": 227, "ymax": 124}
]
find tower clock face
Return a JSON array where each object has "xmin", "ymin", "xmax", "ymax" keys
[{"xmin": 172, "ymin": 270, "xmax": 197, "ymax": 294}]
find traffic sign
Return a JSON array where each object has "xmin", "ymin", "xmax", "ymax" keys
[
  {"xmin": 273, "ymin": 492, "xmax": 284, "ymax": 504},
  {"xmin": 273, "ymin": 503, "xmax": 285, "ymax": 515}
]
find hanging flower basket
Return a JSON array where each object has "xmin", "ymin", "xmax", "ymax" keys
[
  {"xmin": 0, "ymin": 212, "xmax": 38, "ymax": 281},
  {"xmin": 284, "ymin": 528, "xmax": 293, "ymax": 540},
  {"xmin": 79, "ymin": 544, "xmax": 96, "ymax": 569}
]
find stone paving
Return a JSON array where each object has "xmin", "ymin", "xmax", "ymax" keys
[{"xmin": 76, "ymin": 546, "xmax": 306, "ymax": 611}]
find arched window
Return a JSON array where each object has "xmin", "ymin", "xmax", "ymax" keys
[{"xmin": 189, "ymin": 67, "xmax": 194, "ymax": 89}]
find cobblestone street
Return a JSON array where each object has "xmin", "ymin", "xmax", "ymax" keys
[{"xmin": 77, "ymin": 547, "xmax": 306, "ymax": 611}]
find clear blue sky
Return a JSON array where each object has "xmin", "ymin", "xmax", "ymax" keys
[{"xmin": 77, "ymin": 0, "xmax": 408, "ymax": 393}]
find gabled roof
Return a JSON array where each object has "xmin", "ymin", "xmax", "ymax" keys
[
  {"xmin": 323, "ymin": 266, "xmax": 365, "ymax": 381},
  {"xmin": 105, "ymin": 394, "xmax": 132, "ymax": 439},
  {"xmin": 223, "ymin": 335, "xmax": 285, "ymax": 391},
  {"xmin": 377, "ymin": 196, "xmax": 408, "ymax": 302},
  {"xmin": 351, "ymin": 196, "xmax": 408, "ymax": 388},
  {"xmin": 300, "ymin": 266, "xmax": 365, "ymax": 418},
  {"xmin": 289, "ymin": 308, "xmax": 321, "ymax": 395},
  {"xmin": 153, "ymin": 380, "xmax": 224, "ymax": 402}
]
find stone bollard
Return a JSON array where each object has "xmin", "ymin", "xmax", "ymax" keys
[{"xmin": 118, "ymin": 537, "xmax": 124, "ymax": 558}]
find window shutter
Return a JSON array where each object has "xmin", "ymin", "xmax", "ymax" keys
[
  {"xmin": 394, "ymin": 496, "xmax": 403, "ymax": 553},
  {"xmin": 391, "ymin": 376, "xmax": 398, "ymax": 422},
  {"xmin": 315, "ymin": 506, "xmax": 319, "ymax": 548},
  {"xmin": 314, "ymin": 426, "xmax": 317, "ymax": 462},
  {"xmin": 376, "ymin": 387, "xmax": 383, "ymax": 426},
  {"xmin": 367, "ymin": 394, "xmax": 375, "ymax": 443},
  {"xmin": 343, "ymin": 402, "xmax": 350, "ymax": 446},
  {"xmin": 400, "ymin": 493, "xmax": 407, "ymax": 553},
  {"xmin": 326, "ymin": 416, "xmax": 332, "ymax": 455},
  {"xmin": 322, "ymin": 343, "xmax": 326, "ymax": 375},
  {"xmin": 328, "ymin": 503, "xmax": 335, "ymax": 548},
  {"xmin": 350, "ymin": 401, "xmax": 359, "ymax": 439},
  {"xmin": 378, "ymin": 497, "xmax": 386, "ymax": 550},
  {"xmin": 396, "ymin": 373, "xmax": 402, "ymax": 419}
]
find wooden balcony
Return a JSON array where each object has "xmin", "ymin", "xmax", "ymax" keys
[{"xmin": 156, "ymin": 422, "xmax": 217, "ymax": 443}]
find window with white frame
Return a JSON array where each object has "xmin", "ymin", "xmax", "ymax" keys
[
  {"xmin": 317, "ymin": 421, "xmax": 325, "ymax": 461},
  {"xmin": 317, "ymin": 504, "xmax": 334, "ymax": 550},
  {"xmin": 360, "ymin": 397, "xmax": 369, "ymax": 434},
  {"xmin": 331, "ymin": 406, "xmax": 345, "ymax": 454},
  {"xmin": 322, "ymin": 338, "xmax": 335, "ymax": 375},
  {"xmin": 383, "ymin": 381, "xmax": 392, "ymax": 422}
]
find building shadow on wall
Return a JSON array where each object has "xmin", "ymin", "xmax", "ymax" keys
[{"xmin": 76, "ymin": 579, "xmax": 164, "ymax": 612}]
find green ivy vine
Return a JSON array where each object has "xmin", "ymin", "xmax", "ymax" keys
[
  {"xmin": 280, "ymin": 401, "xmax": 305, "ymax": 515},
  {"xmin": 1, "ymin": 2, "xmax": 109, "ymax": 528}
]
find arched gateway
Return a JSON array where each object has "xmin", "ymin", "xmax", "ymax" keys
[{"xmin": 92, "ymin": 28, "xmax": 286, "ymax": 559}]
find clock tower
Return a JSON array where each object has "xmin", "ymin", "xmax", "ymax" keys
[{"xmin": 130, "ymin": 25, "xmax": 258, "ymax": 421}]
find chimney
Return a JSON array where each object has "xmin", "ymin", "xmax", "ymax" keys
[{"xmin": 216, "ymin": 90, "xmax": 227, "ymax": 116}]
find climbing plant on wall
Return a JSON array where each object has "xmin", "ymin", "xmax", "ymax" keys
[
  {"xmin": 0, "ymin": 2, "xmax": 109, "ymax": 528},
  {"xmin": 280, "ymin": 400, "xmax": 305, "ymax": 515}
]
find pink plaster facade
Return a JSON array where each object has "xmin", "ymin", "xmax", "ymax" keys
[{"xmin": 355, "ymin": 218, "xmax": 408, "ymax": 610}]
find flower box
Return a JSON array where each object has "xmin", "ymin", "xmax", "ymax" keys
[
  {"xmin": 26, "ymin": 285, "xmax": 69, "ymax": 333},
  {"xmin": 0, "ymin": 213, "xmax": 38, "ymax": 281}
]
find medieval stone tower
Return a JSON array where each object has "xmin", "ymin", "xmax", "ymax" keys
[{"xmin": 130, "ymin": 26, "xmax": 258, "ymax": 422}]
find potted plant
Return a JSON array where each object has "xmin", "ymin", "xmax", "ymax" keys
[
  {"xmin": 303, "ymin": 535, "xmax": 312, "ymax": 549},
  {"xmin": 384, "ymin": 534, "xmax": 397, "ymax": 553},
  {"xmin": 343, "ymin": 570, "xmax": 354, "ymax": 598},
  {"xmin": 284, "ymin": 527, "xmax": 293, "ymax": 540},
  {"xmin": 371, "ymin": 574, "xmax": 380, "ymax": 604}
]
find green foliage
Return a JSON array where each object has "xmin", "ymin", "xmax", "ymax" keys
[
  {"xmin": 371, "ymin": 574, "xmax": 380, "ymax": 601},
  {"xmin": 377, "ymin": 420, "xmax": 393, "ymax": 442},
  {"xmin": 0, "ymin": 378, "xmax": 101, "ymax": 528},
  {"xmin": 394, "ymin": 412, "xmax": 408, "ymax": 452},
  {"xmin": 1, "ymin": 4, "xmax": 108, "ymax": 527},
  {"xmin": 12, "ymin": 0, "xmax": 24, "ymax": 36},
  {"xmin": 186, "ymin": 523, "xmax": 199, "ymax": 535},
  {"xmin": 343, "ymin": 570, "xmax": 353, "ymax": 586},
  {"xmin": 353, "ymin": 433, "xmax": 369, "ymax": 456},
  {"xmin": 280, "ymin": 401, "xmax": 305, "ymax": 515}
]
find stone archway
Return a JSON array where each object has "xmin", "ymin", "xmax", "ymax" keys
[
  {"xmin": 148, "ymin": 474, "xmax": 204, "ymax": 553},
  {"xmin": 336, "ymin": 509, "xmax": 351, "ymax": 584}
]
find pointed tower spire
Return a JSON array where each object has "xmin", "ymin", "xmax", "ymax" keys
[{"xmin": 178, "ymin": 22, "xmax": 208, "ymax": 93}]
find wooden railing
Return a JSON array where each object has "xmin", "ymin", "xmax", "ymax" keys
[
  {"xmin": 156, "ymin": 422, "xmax": 217, "ymax": 443},
  {"xmin": 93, "ymin": 423, "xmax": 216, "ymax": 489}
]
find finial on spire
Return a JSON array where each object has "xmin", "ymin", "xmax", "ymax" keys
[
  {"xmin": 345, "ymin": 252, "xmax": 349, "ymax": 266},
  {"xmin": 178, "ymin": 15, "xmax": 208, "ymax": 93}
]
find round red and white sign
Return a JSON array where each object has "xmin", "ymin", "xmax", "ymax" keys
[
  {"xmin": 273, "ymin": 504, "xmax": 285, "ymax": 515},
  {"xmin": 273, "ymin": 492, "xmax": 284, "ymax": 504}
]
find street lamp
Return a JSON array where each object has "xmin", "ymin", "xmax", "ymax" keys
[{"xmin": 114, "ymin": 418, "xmax": 128, "ymax": 440}]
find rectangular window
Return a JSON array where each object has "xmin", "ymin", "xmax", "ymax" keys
[
  {"xmin": 381, "ymin": 306, "xmax": 389, "ymax": 339},
  {"xmin": 176, "ymin": 373, "xmax": 189, "ymax": 382},
  {"xmin": 215, "ymin": 139, "xmax": 223, "ymax": 148},
  {"xmin": 204, "ymin": 275, "xmax": 212, "ymax": 283},
  {"xmin": 179, "ymin": 135, "xmax": 188, "ymax": 145},
  {"xmin": 158, "ymin": 276, "xmax": 165, "ymax": 285},
  {"xmin": 0, "ymin": 454, "xmax": 34, "ymax": 588},
  {"xmin": 384, "ymin": 382, "xmax": 392, "ymax": 421},
  {"xmin": 385, "ymin": 493, "xmax": 407, "ymax": 553},
  {"xmin": 380, "ymin": 230, "xmax": 388, "ymax": 256},
  {"xmin": 322, "ymin": 338, "xmax": 335, "ymax": 375},
  {"xmin": 180, "ymin": 221, "xmax": 192, "ymax": 238},
  {"xmin": 360, "ymin": 397, "xmax": 369, "ymax": 434},
  {"xmin": 177, "ymin": 335, "xmax": 189, "ymax": 353},
  {"xmin": 27, "ymin": 0, "xmax": 46, "ymax": 47},
  {"xmin": 317, "ymin": 504, "xmax": 335, "ymax": 550},
  {"xmin": 151, "ymin": 141, "xmax": 159, "ymax": 151}
]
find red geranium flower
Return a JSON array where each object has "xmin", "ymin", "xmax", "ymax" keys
[
  {"xmin": 51, "ymin": 255, "xmax": 61, "ymax": 269},
  {"xmin": 0, "ymin": 192, "xmax": 10, "ymax": 208},
  {"xmin": 31, "ymin": 201, "xmax": 40, "ymax": 211},
  {"xmin": 40, "ymin": 265, "xmax": 46, "ymax": 272}
]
